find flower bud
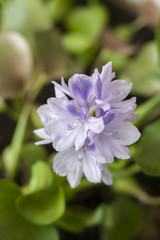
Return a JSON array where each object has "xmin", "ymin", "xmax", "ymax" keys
[{"xmin": 0, "ymin": 33, "xmax": 33, "ymax": 98}]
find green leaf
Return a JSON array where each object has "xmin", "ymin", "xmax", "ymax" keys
[
  {"xmin": 2, "ymin": 0, "xmax": 51, "ymax": 34},
  {"xmin": 107, "ymin": 197, "xmax": 145, "ymax": 240},
  {"xmin": 0, "ymin": 180, "xmax": 59, "ymax": 240},
  {"xmin": 21, "ymin": 143, "xmax": 47, "ymax": 167},
  {"xmin": 113, "ymin": 177, "xmax": 149, "ymax": 203},
  {"xmin": 46, "ymin": 0, "xmax": 73, "ymax": 22},
  {"xmin": 102, "ymin": 48, "xmax": 128, "ymax": 72},
  {"xmin": 134, "ymin": 119, "xmax": 160, "ymax": 176},
  {"xmin": 85, "ymin": 204, "xmax": 104, "ymax": 227},
  {"xmin": 17, "ymin": 185, "xmax": 65, "ymax": 225},
  {"xmin": 121, "ymin": 42, "xmax": 160, "ymax": 96},
  {"xmin": 62, "ymin": 32, "xmax": 93, "ymax": 55},
  {"xmin": 56, "ymin": 204, "xmax": 104, "ymax": 233},
  {"xmin": 155, "ymin": 21, "xmax": 160, "ymax": 65},
  {"xmin": 23, "ymin": 161, "xmax": 53, "ymax": 194},
  {"xmin": 56, "ymin": 207, "xmax": 86, "ymax": 233},
  {"xmin": 134, "ymin": 93, "xmax": 160, "ymax": 127},
  {"xmin": 115, "ymin": 24, "xmax": 133, "ymax": 42},
  {"xmin": 66, "ymin": 5, "xmax": 108, "ymax": 39}
]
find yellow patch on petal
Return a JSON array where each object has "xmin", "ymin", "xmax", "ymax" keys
[
  {"xmin": 75, "ymin": 108, "xmax": 80, "ymax": 113},
  {"xmin": 104, "ymin": 118, "xmax": 109, "ymax": 124}
]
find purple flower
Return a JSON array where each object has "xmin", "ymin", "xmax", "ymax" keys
[
  {"xmin": 53, "ymin": 146, "xmax": 112, "ymax": 188},
  {"xmin": 34, "ymin": 96, "xmax": 104, "ymax": 152},
  {"xmin": 34, "ymin": 62, "xmax": 140, "ymax": 188}
]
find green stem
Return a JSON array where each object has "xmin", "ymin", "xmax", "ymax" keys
[
  {"xmin": 3, "ymin": 104, "xmax": 31, "ymax": 178},
  {"xmin": 112, "ymin": 164, "xmax": 141, "ymax": 180},
  {"xmin": 134, "ymin": 93, "xmax": 160, "ymax": 127}
]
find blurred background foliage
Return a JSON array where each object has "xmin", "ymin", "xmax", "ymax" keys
[{"xmin": 0, "ymin": 0, "xmax": 160, "ymax": 239}]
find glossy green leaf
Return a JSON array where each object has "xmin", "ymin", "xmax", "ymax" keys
[
  {"xmin": 23, "ymin": 161, "xmax": 53, "ymax": 194},
  {"xmin": 0, "ymin": 180, "xmax": 59, "ymax": 240},
  {"xmin": 107, "ymin": 197, "xmax": 145, "ymax": 240},
  {"xmin": 62, "ymin": 32, "xmax": 93, "ymax": 55},
  {"xmin": 134, "ymin": 119, "xmax": 160, "ymax": 176},
  {"xmin": 2, "ymin": 0, "xmax": 51, "ymax": 34},
  {"xmin": 17, "ymin": 185, "xmax": 65, "ymax": 225},
  {"xmin": 121, "ymin": 42, "xmax": 160, "ymax": 96},
  {"xmin": 66, "ymin": 5, "xmax": 108, "ymax": 39}
]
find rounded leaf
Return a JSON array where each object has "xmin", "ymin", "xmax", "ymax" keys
[
  {"xmin": 121, "ymin": 42, "xmax": 160, "ymax": 97},
  {"xmin": 23, "ymin": 161, "xmax": 53, "ymax": 194},
  {"xmin": 0, "ymin": 180, "xmax": 59, "ymax": 240},
  {"xmin": 66, "ymin": 5, "xmax": 108, "ymax": 39},
  {"xmin": 17, "ymin": 185, "xmax": 65, "ymax": 225},
  {"xmin": 62, "ymin": 33, "xmax": 93, "ymax": 55},
  {"xmin": 135, "ymin": 119, "xmax": 160, "ymax": 176}
]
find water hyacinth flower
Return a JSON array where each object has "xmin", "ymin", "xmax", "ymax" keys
[{"xmin": 34, "ymin": 62, "xmax": 140, "ymax": 188}]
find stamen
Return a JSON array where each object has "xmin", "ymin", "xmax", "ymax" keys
[
  {"xmin": 109, "ymin": 131, "xmax": 120, "ymax": 139},
  {"xmin": 67, "ymin": 123, "xmax": 76, "ymax": 130}
]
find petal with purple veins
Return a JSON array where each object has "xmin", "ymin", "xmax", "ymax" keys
[
  {"xmin": 108, "ymin": 80, "xmax": 132, "ymax": 102},
  {"xmin": 108, "ymin": 121, "xmax": 141, "ymax": 145}
]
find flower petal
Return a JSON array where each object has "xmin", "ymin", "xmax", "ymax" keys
[
  {"xmin": 67, "ymin": 164, "xmax": 83, "ymax": 188},
  {"xmin": 68, "ymin": 74, "xmax": 93, "ymax": 108},
  {"xmin": 101, "ymin": 165, "xmax": 113, "ymax": 185},
  {"xmin": 34, "ymin": 128, "xmax": 49, "ymax": 139},
  {"xmin": 83, "ymin": 151, "xmax": 101, "ymax": 183},
  {"xmin": 86, "ymin": 116, "xmax": 104, "ymax": 134},
  {"xmin": 101, "ymin": 62, "xmax": 115, "ymax": 84},
  {"xmin": 75, "ymin": 125, "xmax": 88, "ymax": 151},
  {"xmin": 110, "ymin": 142, "xmax": 131, "ymax": 159},
  {"xmin": 47, "ymin": 97, "xmax": 69, "ymax": 117},
  {"xmin": 101, "ymin": 62, "xmax": 115, "ymax": 99},
  {"xmin": 34, "ymin": 128, "xmax": 52, "ymax": 145},
  {"xmin": 54, "ymin": 86, "xmax": 66, "ymax": 98},
  {"xmin": 53, "ymin": 149, "xmax": 77, "ymax": 176},
  {"xmin": 44, "ymin": 118, "xmax": 74, "ymax": 137},
  {"xmin": 97, "ymin": 135, "xmax": 114, "ymax": 163},
  {"xmin": 110, "ymin": 97, "xmax": 136, "ymax": 113},
  {"xmin": 109, "ymin": 122, "xmax": 141, "ymax": 145},
  {"xmin": 55, "ymin": 127, "xmax": 80, "ymax": 151},
  {"xmin": 108, "ymin": 80, "xmax": 132, "ymax": 102},
  {"xmin": 37, "ymin": 104, "xmax": 56, "ymax": 125},
  {"xmin": 95, "ymin": 99, "xmax": 110, "ymax": 112},
  {"xmin": 52, "ymin": 78, "xmax": 72, "ymax": 98}
]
